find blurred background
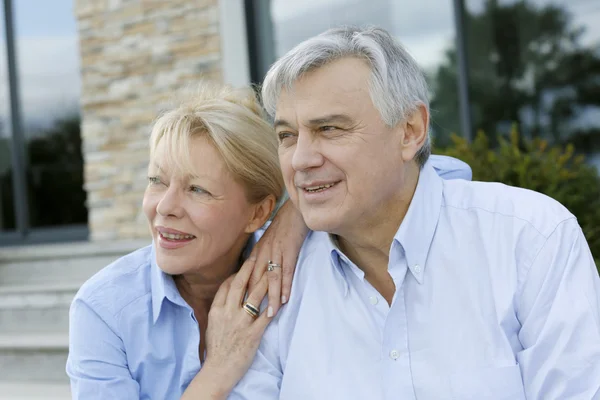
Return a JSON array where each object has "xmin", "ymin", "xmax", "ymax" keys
[{"xmin": 0, "ymin": 0, "xmax": 598, "ymax": 398}]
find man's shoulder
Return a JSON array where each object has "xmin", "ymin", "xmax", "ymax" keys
[
  {"xmin": 73, "ymin": 245, "xmax": 153, "ymax": 317},
  {"xmin": 443, "ymin": 179, "xmax": 575, "ymax": 238},
  {"xmin": 298, "ymin": 231, "xmax": 331, "ymax": 265},
  {"xmin": 284, "ymin": 231, "xmax": 333, "ymax": 292}
]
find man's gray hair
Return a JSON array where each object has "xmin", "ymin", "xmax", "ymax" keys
[{"xmin": 261, "ymin": 26, "xmax": 431, "ymax": 167}]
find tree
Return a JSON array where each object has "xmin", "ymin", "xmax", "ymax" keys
[
  {"xmin": 26, "ymin": 114, "xmax": 87, "ymax": 227},
  {"xmin": 430, "ymin": 0, "xmax": 600, "ymax": 150}
]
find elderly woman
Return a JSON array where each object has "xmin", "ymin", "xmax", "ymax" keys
[
  {"xmin": 67, "ymin": 81, "xmax": 470, "ymax": 399},
  {"xmin": 66, "ymin": 83, "xmax": 308, "ymax": 399}
]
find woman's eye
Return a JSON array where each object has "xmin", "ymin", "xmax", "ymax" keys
[
  {"xmin": 190, "ymin": 186, "xmax": 209, "ymax": 195},
  {"xmin": 148, "ymin": 176, "xmax": 162, "ymax": 185}
]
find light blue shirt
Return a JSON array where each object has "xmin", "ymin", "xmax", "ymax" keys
[
  {"xmin": 65, "ymin": 155, "xmax": 471, "ymax": 399},
  {"xmin": 231, "ymin": 161, "xmax": 600, "ymax": 400}
]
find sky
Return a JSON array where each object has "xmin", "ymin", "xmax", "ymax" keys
[{"xmin": 0, "ymin": 0, "xmax": 80, "ymax": 138}]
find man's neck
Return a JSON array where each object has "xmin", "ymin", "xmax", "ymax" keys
[{"xmin": 336, "ymin": 165, "xmax": 420, "ymax": 303}]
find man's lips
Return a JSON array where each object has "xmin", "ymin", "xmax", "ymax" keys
[{"xmin": 298, "ymin": 180, "xmax": 341, "ymax": 193}]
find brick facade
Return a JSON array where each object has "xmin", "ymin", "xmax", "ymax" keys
[{"xmin": 75, "ymin": 0, "xmax": 223, "ymax": 240}]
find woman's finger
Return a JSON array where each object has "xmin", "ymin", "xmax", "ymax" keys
[
  {"xmin": 251, "ymin": 302, "xmax": 275, "ymax": 337},
  {"xmin": 212, "ymin": 275, "xmax": 234, "ymax": 308},
  {"xmin": 266, "ymin": 248, "xmax": 283, "ymax": 317},
  {"xmin": 247, "ymin": 242, "xmax": 268, "ymax": 295},
  {"xmin": 242, "ymin": 275, "xmax": 269, "ymax": 321},
  {"xmin": 281, "ymin": 249, "xmax": 299, "ymax": 304},
  {"xmin": 225, "ymin": 255, "xmax": 256, "ymax": 308}
]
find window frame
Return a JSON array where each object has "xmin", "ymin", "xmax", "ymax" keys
[{"xmin": 0, "ymin": 0, "xmax": 88, "ymax": 246}]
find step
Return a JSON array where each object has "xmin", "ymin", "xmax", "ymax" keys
[
  {"xmin": 0, "ymin": 284, "xmax": 79, "ymax": 334},
  {"xmin": 0, "ymin": 240, "xmax": 148, "ymax": 286},
  {"xmin": 0, "ymin": 334, "xmax": 69, "ymax": 383},
  {"xmin": 0, "ymin": 383, "xmax": 71, "ymax": 400}
]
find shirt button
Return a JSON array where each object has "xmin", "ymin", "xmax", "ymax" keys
[
  {"xmin": 369, "ymin": 296, "xmax": 379, "ymax": 305},
  {"xmin": 390, "ymin": 350, "xmax": 400, "ymax": 360},
  {"xmin": 414, "ymin": 264, "xmax": 421, "ymax": 274}
]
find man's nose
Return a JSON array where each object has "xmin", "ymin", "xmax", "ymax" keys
[{"xmin": 291, "ymin": 131, "xmax": 324, "ymax": 171}]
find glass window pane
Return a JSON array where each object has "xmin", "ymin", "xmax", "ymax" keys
[
  {"xmin": 14, "ymin": 0, "xmax": 87, "ymax": 228},
  {"xmin": 0, "ymin": 2, "xmax": 17, "ymax": 232},
  {"xmin": 464, "ymin": 0, "xmax": 600, "ymax": 170},
  {"xmin": 270, "ymin": 0, "xmax": 458, "ymax": 145}
]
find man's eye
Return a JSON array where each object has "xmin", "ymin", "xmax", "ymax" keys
[
  {"xmin": 321, "ymin": 126, "xmax": 338, "ymax": 131},
  {"xmin": 277, "ymin": 132, "xmax": 295, "ymax": 141}
]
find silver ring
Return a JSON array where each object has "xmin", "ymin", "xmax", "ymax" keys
[{"xmin": 267, "ymin": 260, "xmax": 282, "ymax": 272}]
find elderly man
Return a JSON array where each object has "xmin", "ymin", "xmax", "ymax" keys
[{"xmin": 231, "ymin": 27, "xmax": 600, "ymax": 399}]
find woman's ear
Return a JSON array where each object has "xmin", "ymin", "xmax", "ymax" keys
[{"xmin": 245, "ymin": 194, "xmax": 277, "ymax": 233}]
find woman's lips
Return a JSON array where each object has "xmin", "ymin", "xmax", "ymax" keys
[{"xmin": 156, "ymin": 226, "xmax": 196, "ymax": 249}]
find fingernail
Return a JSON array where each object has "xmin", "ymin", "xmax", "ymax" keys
[
  {"xmin": 267, "ymin": 306, "xmax": 274, "ymax": 318},
  {"xmin": 281, "ymin": 295, "xmax": 288, "ymax": 304}
]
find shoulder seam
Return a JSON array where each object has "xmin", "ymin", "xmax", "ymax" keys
[
  {"xmin": 516, "ymin": 217, "xmax": 578, "ymax": 302},
  {"xmin": 83, "ymin": 256, "xmax": 152, "ymax": 318},
  {"xmin": 443, "ymin": 204, "xmax": 574, "ymax": 239}
]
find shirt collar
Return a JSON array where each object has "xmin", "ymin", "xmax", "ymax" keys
[
  {"xmin": 150, "ymin": 234, "xmax": 259, "ymax": 324},
  {"xmin": 326, "ymin": 161, "xmax": 444, "ymax": 290},
  {"xmin": 150, "ymin": 244, "xmax": 181, "ymax": 324},
  {"xmin": 393, "ymin": 161, "xmax": 444, "ymax": 284},
  {"xmin": 326, "ymin": 234, "xmax": 353, "ymax": 297}
]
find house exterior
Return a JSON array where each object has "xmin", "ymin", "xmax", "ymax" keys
[{"xmin": 0, "ymin": 0, "xmax": 598, "ymax": 395}]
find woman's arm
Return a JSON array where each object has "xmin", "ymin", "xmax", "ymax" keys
[
  {"xmin": 67, "ymin": 297, "xmax": 140, "ymax": 399},
  {"xmin": 247, "ymin": 199, "xmax": 309, "ymax": 316},
  {"xmin": 181, "ymin": 257, "xmax": 272, "ymax": 399}
]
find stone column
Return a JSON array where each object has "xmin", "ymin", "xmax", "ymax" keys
[{"xmin": 75, "ymin": 0, "xmax": 222, "ymax": 240}]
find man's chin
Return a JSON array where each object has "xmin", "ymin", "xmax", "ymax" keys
[{"xmin": 301, "ymin": 211, "xmax": 340, "ymax": 233}]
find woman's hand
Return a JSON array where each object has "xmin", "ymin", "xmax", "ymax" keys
[
  {"xmin": 181, "ymin": 256, "xmax": 271, "ymax": 400},
  {"xmin": 247, "ymin": 199, "xmax": 309, "ymax": 316}
]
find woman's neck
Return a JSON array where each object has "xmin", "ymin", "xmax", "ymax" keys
[{"xmin": 174, "ymin": 233, "xmax": 250, "ymax": 311}]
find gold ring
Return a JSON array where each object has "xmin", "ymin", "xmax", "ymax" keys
[
  {"xmin": 267, "ymin": 260, "xmax": 282, "ymax": 272},
  {"xmin": 242, "ymin": 302, "xmax": 259, "ymax": 319}
]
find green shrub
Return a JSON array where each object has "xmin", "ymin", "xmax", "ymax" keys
[{"xmin": 437, "ymin": 128, "xmax": 600, "ymax": 273}]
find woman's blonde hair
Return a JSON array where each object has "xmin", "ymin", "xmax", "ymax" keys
[{"xmin": 149, "ymin": 81, "xmax": 284, "ymax": 203}]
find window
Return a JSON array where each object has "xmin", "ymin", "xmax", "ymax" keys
[
  {"xmin": 0, "ymin": 1, "xmax": 16, "ymax": 232},
  {"xmin": 248, "ymin": 0, "xmax": 459, "ymax": 145},
  {"xmin": 0, "ymin": 0, "xmax": 87, "ymax": 245},
  {"xmin": 462, "ymin": 0, "xmax": 600, "ymax": 168}
]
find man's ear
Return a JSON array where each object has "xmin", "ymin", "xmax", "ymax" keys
[
  {"xmin": 400, "ymin": 104, "xmax": 429, "ymax": 162},
  {"xmin": 245, "ymin": 195, "xmax": 277, "ymax": 233}
]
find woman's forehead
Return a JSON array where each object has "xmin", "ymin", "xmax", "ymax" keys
[{"xmin": 151, "ymin": 136, "xmax": 230, "ymax": 180}]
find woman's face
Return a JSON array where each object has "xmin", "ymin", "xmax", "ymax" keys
[{"xmin": 143, "ymin": 135, "xmax": 259, "ymax": 276}]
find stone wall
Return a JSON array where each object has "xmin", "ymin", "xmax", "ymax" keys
[{"xmin": 75, "ymin": 0, "xmax": 223, "ymax": 241}]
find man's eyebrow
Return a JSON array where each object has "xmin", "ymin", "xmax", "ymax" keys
[
  {"xmin": 307, "ymin": 114, "xmax": 354, "ymax": 126},
  {"xmin": 274, "ymin": 119, "xmax": 294, "ymax": 130}
]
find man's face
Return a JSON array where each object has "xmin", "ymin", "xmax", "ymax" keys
[{"xmin": 275, "ymin": 57, "xmax": 418, "ymax": 235}]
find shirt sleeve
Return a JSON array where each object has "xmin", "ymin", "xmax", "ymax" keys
[
  {"xmin": 66, "ymin": 296, "xmax": 140, "ymax": 399},
  {"xmin": 516, "ymin": 218, "xmax": 600, "ymax": 399},
  {"xmin": 228, "ymin": 317, "xmax": 283, "ymax": 399}
]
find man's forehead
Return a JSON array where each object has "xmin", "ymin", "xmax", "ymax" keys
[{"xmin": 275, "ymin": 82, "xmax": 369, "ymax": 126}]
